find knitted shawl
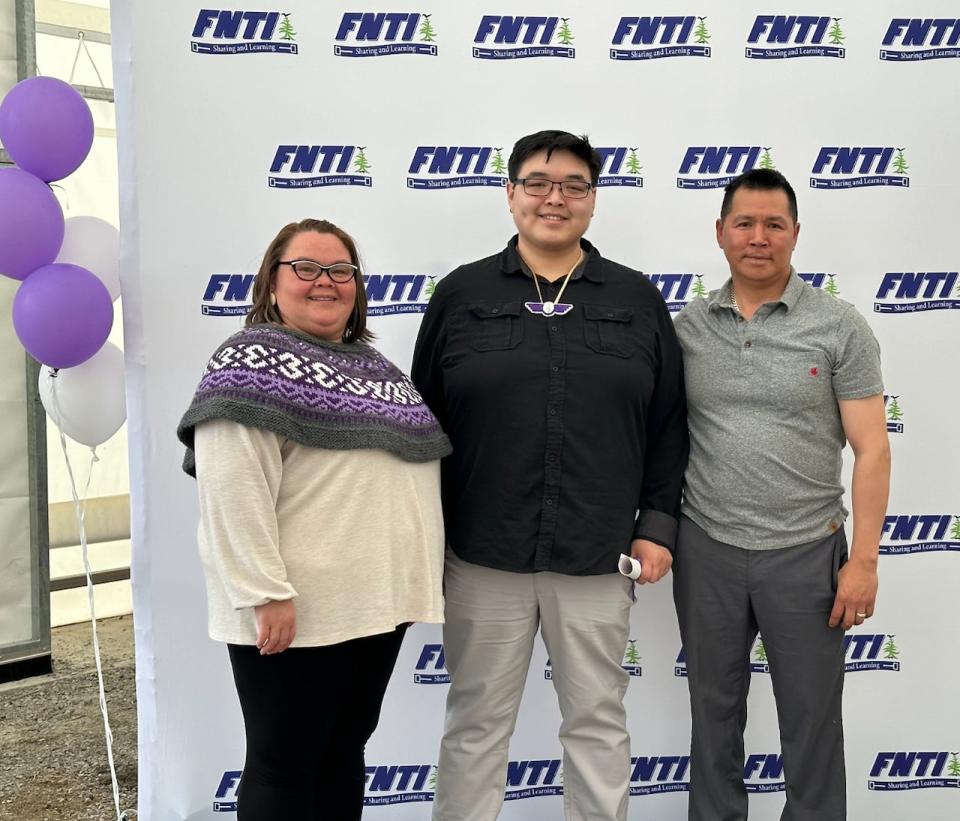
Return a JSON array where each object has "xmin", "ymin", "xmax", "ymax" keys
[{"xmin": 177, "ymin": 324, "xmax": 451, "ymax": 476}]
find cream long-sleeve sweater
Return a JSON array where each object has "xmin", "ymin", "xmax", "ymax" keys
[{"xmin": 193, "ymin": 418, "xmax": 444, "ymax": 647}]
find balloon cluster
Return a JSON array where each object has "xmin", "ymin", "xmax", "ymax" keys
[{"xmin": 0, "ymin": 77, "xmax": 125, "ymax": 447}]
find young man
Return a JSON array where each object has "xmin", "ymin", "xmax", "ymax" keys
[
  {"xmin": 673, "ymin": 168, "xmax": 891, "ymax": 820},
  {"xmin": 412, "ymin": 130, "xmax": 688, "ymax": 820}
]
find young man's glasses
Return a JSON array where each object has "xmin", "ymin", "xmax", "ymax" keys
[
  {"xmin": 511, "ymin": 178, "xmax": 593, "ymax": 199},
  {"xmin": 278, "ymin": 260, "xmax": 359, "ymax": 283}
]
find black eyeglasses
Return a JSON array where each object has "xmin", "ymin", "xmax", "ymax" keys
[
  {"xmin": 278, "ymin": 259, "xmax": 359, "ymax": 283},
  {"xmin": 511, "ymin": 178, "xmax": 594, "ymax": 199}
]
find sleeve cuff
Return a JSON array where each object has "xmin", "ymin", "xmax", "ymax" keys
[{"xmin": 633, "ymin": 510, "xmax": 679, "ymax": 552}]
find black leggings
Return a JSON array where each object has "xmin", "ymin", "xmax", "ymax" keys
[{"xmin": 227, "ymin": 625, "xmax": 408, "ymax": 820}]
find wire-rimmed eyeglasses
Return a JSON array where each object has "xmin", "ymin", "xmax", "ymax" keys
[{"xmin": 511, "ymin": 178, "xmax": 594, "ymax": 199}]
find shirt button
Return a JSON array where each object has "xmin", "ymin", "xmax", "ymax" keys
[
  {"xmin": 744, "ymin": 340, "xmax": 752, "ymax": 348},
  {"xmin": 551, "ymin": 365, "xmax": 559, "ymax": 372},
  {"xmin": 545, "ymin": 499, "xmax": 554, "ymax": 506},
  {"xmin": 606, "ymin": 312, "xmax": 614, "ymax": 318},
  {"xmin": 551, "ymin": 325, "xmax": 559, "ymax": 332},
  {"xmin": 491, "ymin": 307, "xmax": 499, "ymax": 314},
  {"xmin": 549, "ymin": 408, "xmax": 557, "ymax": 415}
]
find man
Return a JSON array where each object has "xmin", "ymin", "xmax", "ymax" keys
[
  {"xmin": 673, "ymin": 168, "xmax": 891, "ymax": 820},
  {"xmin": 412, "ymin": 130, "xmax": 687, "ymax": 820}
]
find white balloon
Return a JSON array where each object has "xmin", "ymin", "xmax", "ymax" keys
[
  {"xmin": 38, "ymin": 342, "xmax": 126, "ymax": 447},
  {"xmin": 54, "ymin": 215, "xmax": 121, "ymax": 301}
]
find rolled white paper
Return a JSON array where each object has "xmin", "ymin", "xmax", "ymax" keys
[{"xmin": 618, "ymin": 553, "xmax": 642, "ymax": 580}]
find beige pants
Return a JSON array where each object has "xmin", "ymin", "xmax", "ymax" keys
[{"xmin": 432, "ymin": 552, "xmax": 635, "ymax": 821}]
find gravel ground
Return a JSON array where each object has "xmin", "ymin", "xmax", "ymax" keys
[{"xmin": 0, "ymin": 615, "xmax": 138, "ymax": 821}]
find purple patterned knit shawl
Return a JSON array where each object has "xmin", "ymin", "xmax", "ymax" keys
[{"xmin": 178, "ymin": 325, "xmax": 450, "ymax": 476}]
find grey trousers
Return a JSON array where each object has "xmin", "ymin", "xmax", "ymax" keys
[
  {"xmin": 432, "ymin": 551, "xmax": 635, "ymax": 821},
  {"xmin": 673, "ymin": 516, "xmax": 848, "ymax": 821}
]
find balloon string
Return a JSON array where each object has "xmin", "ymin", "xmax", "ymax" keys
[{"xmin": 48, "ymin": 371, "xmax": 134, "ymax": 821}]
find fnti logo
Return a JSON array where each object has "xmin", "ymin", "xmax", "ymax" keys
[
  {"xmin": 268, "ymin": 145, "xmax": 373, "ymax": 189},
  {"xmin": 798, "ymin": 272, "xmax": 841, "ymax": 297},
  {"xmin": 745, "ymin": 15, "xmax": 845, "ymax": 60},
  {"xmin": 744, "ymin": 754, "xmax": 785, "ymax": 793},
  {"xmin": 874, "ymin": 271, "xmax": 960, "ymax": 314},
  {"xmin": 413, "ymin": 643, "xmax": 449, "ymax": 684},
  {"xmin": 213, "ymin": 771, "xmax": 241, "ymax": 812},
  {"xmin": 880, "ymin": 514, "xmax": 960, "ymax": 556},
  {"xmin": 202, "ymin": 273, "xmax": 254, "ymax": 316},
  {"xmin": 191, "ymin": 10, "xmax": 297, "ymax": 55},
  {"xmin": 407, "ymin": 145, "xmax": 507, "ymax": 190},
  {"xmin": 810, "ymin": 146, "xmax": 910, "ymax": 190},
  {"xmin": 645, "ymin": 273, "xmax": 707, "ymax": 312},
  {"xmin": 630, "ymin": 754, "xmax": 690, "ymax": 796},
  {"xmin": 504, "ymin": 759, "xmax": 563, "ymax": 801},
  {"xmin": 596, "ymin": 147, "xmax": 644, "ymax": 188},
  {"xmin": 364, "ymin": 273, "xmax": 438, "ymax": 317},
  {"xmin": 884, "ymin": 394, "xmax": 904, "ymax": 434},
  {"xmin": 473, "ymin": 16, "xmax": 575, "ymax": 60},
  {"xmin": 610, "ymin": 16, "xmax": 711, "ymax": 61},
  {"xmin": 844, "ymin": 633, "xmax": 901, "ymax": 673},
  {"xmin": 868, "ymin": 751, "xmax": 960, "ymax": 790},
  {"xmin": 675, "ymin": 637, "xmax": 769, "ymax": 677},
  {"xmin": 546, "ymin": 639, "xmax": 642, "ymax": 679},
  {"xmin": 678, "ymin": 146, "xmax": 769, "ymax": 189},
  {"xmin": 334, "ymin": 11, "xmax": 438, "ymax": 57},
  {"xmin": 364, "ymin": 764, "xmax": 435, "ymax": 806},
  {"xmin": 880, "ymin": 18, "xmax": 960, "ymax": 62}
]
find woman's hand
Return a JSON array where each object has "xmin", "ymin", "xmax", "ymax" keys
[{"xmin": 254, "ymin": 599, "xmax": 296, "ymax": 655}]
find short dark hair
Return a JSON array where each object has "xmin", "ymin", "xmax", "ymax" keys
[
  {"xmin": 720, "ymin": 168, "xmax": 798, "ymax": 223},
  {"xmin": 508, "ymin": 130, "xmax": 602, "ymax": 185},
  {"xmin": 246, "ymin": 218, "xmax": 372, "ymax": 343}
]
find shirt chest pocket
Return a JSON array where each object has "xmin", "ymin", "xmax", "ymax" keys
[
  {"xmin": 583, "ymin": 304, "xmax": 637, "ymax": 358},
  {"xmin": 468, "ymin": 301, "xmax": 524, "ymax": 352},
  {"xmin": 766, "ymin": 353, "xmax": 834, "ymax": 412}
]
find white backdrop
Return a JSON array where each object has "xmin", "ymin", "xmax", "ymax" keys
[{"xmin": 112, "ymin": 2, "xmax": 960, "ymax": 819}]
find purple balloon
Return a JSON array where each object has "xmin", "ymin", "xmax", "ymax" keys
[
  {"xmin": 13, "ymin": 263, "xmax": 113, "ymax": 368},
  {"xmin": 0, "ymin": 77, "xmax": 94, "ymax": 182},
  {"xmin": 0, "ymin": 167, "xmax": 64, "ymax": 280}
]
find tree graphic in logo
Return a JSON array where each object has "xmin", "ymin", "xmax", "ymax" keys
[
  {"xmin": 419, "ymin": 13, "xmax": 437, "ymax": 43},
  {"xmin": 828, "ymin": 18, "xmax": 845, "ymax": 45},
  {"xmin": 625, "ymin": 148, "xmax": 643, "ymax": 175},
  {"xmin": 886, "ymin": 396, "xmax": 903, "ymax": 423},
  {"xmin": 948, "ymin": 753, "xmax": 960, "ymax": 777},
  {"xmin": 424, "ymin": 276, "xmax": 438, "ymax": 299},
  {"xmin": 694, "ymin": 17, "xmax": 711, "ymax": 44},
  {"xmin": 428, "ymin": 765, "xmax": 438, "ymax": 790},
  {"xmin": 692, "ymin": 274, "xmax": 708, "ymax": 299},
  {"xmin": 557, "ymin": 18, "xmax": 575, "ymax": 45},
  {"xmin": 279, "ymin": 13, "xmax": 296, "ymax": 41},
  {"xmin": 759, "ymin": 148, "xmax": 776, "ymax": 170},
  {"xmin": 753, "ymin": 638, "xmax": 767, "ymax": 663},
  {"xmin": 490, "ymin": 148, "xmax": 507, "ymax": 176},
  {"xmin": 892, "ymin": 148, "xmax": 909, "ymax": 175},
  {"xmin": 623, "ymin": 639, "xmax": 641, "ymax": 666},
  {"xmin": 883, "ymin": 634, "xmax": 900, "ymax": 660},
  {"xmin": 824, "ymin": 273, "xmax": 840, "ymax": 297},
  {"xmin": 950, "ymin": 516, "xmax": 960, "ymax": 541},
  {"xmin": 353, "ymin": 147, "xmax": 371, "ymax": 174}
]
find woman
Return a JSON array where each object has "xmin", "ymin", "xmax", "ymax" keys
[{"xmin": 177, "ymin": 219, "xmax": 450, "ymax": 819}]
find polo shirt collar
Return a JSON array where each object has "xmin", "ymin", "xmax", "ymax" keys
[
  {"xmin": 708, "ymin": 266, "xmax": 803, "ymax": 314},
  {"xmin": 499, "ymin": 235, "xmax": 605, "ymax": 283}
]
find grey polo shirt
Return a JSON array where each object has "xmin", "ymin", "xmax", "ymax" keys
[{"xmin": 675, "ymin": 270, "xmax": 883, "ymax": 550}]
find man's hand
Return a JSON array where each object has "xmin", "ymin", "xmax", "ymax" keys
[
  {"xmin": 828, "ymin": 559, "xmax": 878, "ymax": 630},
  {"xmin": 630, "ymin": 538, "xmax": 673, "ymax": 584},
  {"xmin": 254, "ymin": 599, "xmax": 296, "ymax": 654}
]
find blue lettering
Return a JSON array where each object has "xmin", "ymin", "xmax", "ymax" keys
[
  {"xmin": 203, "ymin": 274, "xmax": 230, "ymax": 301},
  {"xmin": 844, "ymin": 633, "xmax": 883, "ymax": 660},
  {"xmin": 223, "ymin": 274, "xmax": 254, "ymax": 301},
  {"xmin": 884, "ymin": 18, "xmax": 960, "ymax": 47},
  {"xmin": 368, "ymin": 765, "xmax": 398, "ymax": 791},
  {"xmin": 877, "ymin": 272, "xmax": 958, "ymax": 299},
  {"xmin": 192, "ymin": 9, "xmax": 219, "ymax": 38},
  {"xmin": 798, "ymin": 272, "xmax": 826, "ymax": 288},
  {"xmin": 646, "ymin": 273, "xmax": 692, "ymax": 302},
  {"xmin": 596, "ymin": 147, "xmax": 626, "ymax": 175},
  {"xmin": 475, "ymin": 16, "xmax": 557, "ymax": 44},
  {"xmin": 214, "ymin": 770, "xmax": 242, "ymax": 798},
  {"xmin": 415, "ymin": 643, "xmax": 444, "ymax": 670},
  {"xmin": 613, "ymin": 16, "xmax": 694, "ymax": 45}
]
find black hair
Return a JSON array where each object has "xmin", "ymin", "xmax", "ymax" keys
[
  {"xmin": 508, "ymin": 130, "xmax": 602, "ymax": 185},
  {"xmin": 720, "ymin": 168, "xmax": 798, "ymax": 223}
]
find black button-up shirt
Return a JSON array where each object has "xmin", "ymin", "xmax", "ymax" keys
[{"xmin": 411, "ymin": 236, "xmax": 688, "ymax": 576}]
